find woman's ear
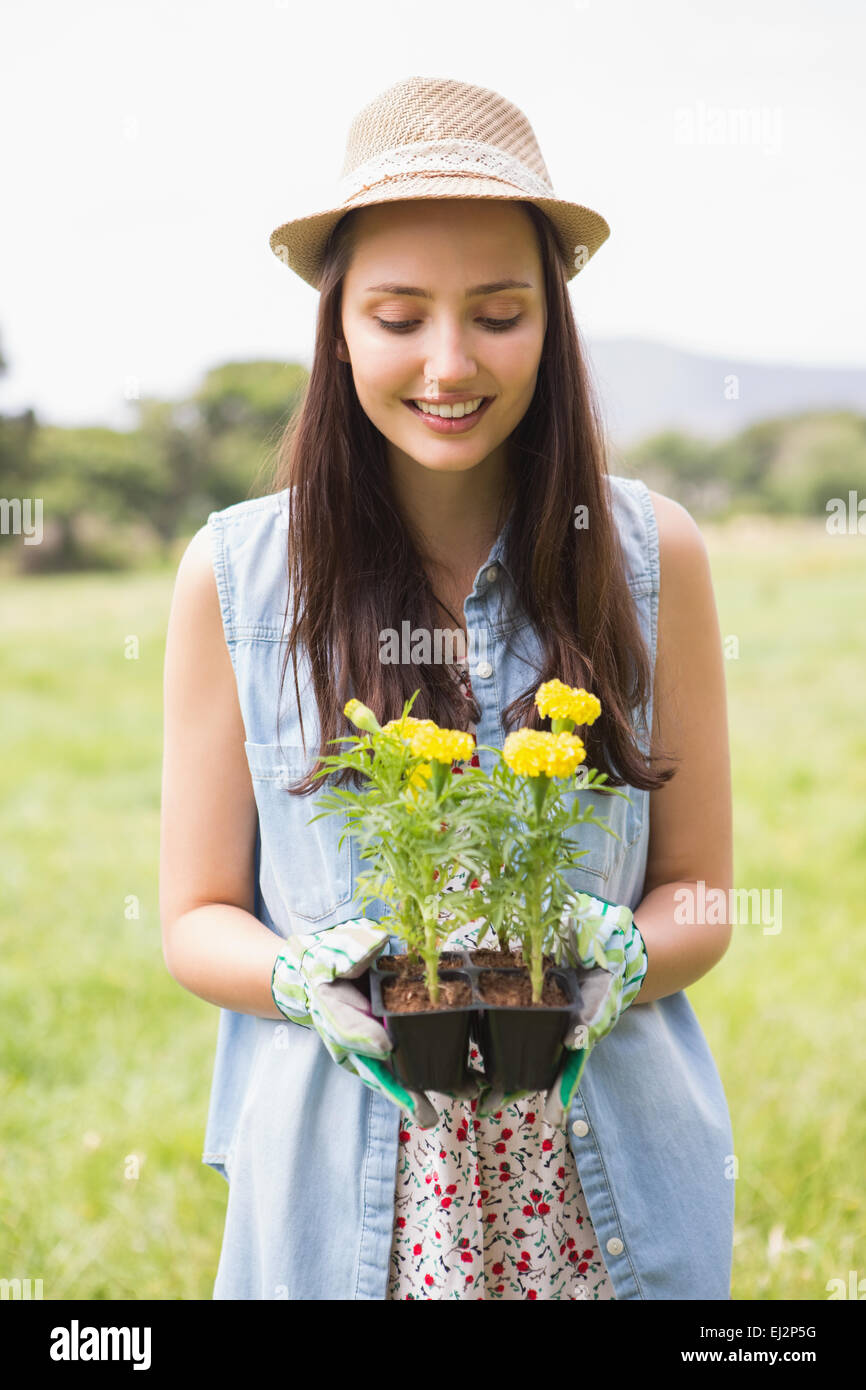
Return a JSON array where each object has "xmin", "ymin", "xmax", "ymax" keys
[{"xmin": 335, "ymin": 338, "xmax": 350, "ymax": 363}]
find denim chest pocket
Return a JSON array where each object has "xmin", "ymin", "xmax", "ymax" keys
[
  {"xmin": 557, "ymin": 775, "xmax": 644, "ymax": 890},
  {"xmin": 244, "ymin": 741, "xmax": 353, "ymax": 923}
]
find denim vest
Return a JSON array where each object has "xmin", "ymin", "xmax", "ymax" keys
[{"xmin": 202, "ymin": 475, "xmax": 735, "ymax": 1300}]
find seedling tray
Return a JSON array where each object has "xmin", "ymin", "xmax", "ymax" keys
[{"xmin": 369, "ymin": 949, "xmax": 584, "ymax": 1095}]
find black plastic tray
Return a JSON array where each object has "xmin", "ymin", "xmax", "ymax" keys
[{"xmin": 369, "ymin": 949, "xmax": 583, "ymax": 1095}]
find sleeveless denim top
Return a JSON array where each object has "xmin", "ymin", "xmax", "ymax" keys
[{"xmin": 202, "ymin": 474, "xmax": 735, "ymax": 1300}]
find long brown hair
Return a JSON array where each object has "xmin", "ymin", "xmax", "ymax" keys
[{"xmin": 262, "ymin": 200, "xmax": 678, "ymax": 796}]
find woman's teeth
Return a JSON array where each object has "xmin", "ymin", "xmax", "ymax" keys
[{"xmin": 411, "ymin": 397, "xmax": 485, "ymax": 418}]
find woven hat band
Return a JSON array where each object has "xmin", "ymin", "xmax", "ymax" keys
[{"xmin": 337, "ymin": 138, "xmax": 556, "ymax": 206}]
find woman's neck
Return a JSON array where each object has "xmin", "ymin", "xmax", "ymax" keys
[{"xmin": 388, "ymin": 440, "xmax": 515, "ymax": 582}]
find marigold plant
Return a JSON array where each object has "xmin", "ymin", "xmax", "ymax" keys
[
  {"xmin": 309, "ymin": 693, "xmax": 488, "ymax": 1004},
  {"xmin": 467, "ymin": 679, "xmax": 630, "ymax": 1002}
]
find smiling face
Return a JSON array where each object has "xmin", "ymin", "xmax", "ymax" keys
[{"xmin": 339, "ymin": 199, "xmax": 547, "ymax": 476}]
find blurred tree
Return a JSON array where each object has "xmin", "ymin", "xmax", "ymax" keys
[
  {"xmin": 757, "ymin": 411, "xmax": 866, "ymax": 516},
  {"xmin": 193, "ymin": 360, "xmax": 307, "ymax": 439},
  {"xmin": 624, "ymin": 429, "xmax": 732, "ymax": 517}
]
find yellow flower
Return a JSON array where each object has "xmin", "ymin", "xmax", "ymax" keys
[
  {"xmin": 383, "ymin": 717, "xmax": 474, "ymax": 766},
  {"xmin": 410, "ymin": 726, "xmax": 475, "ymax": 766},
  {"xmin": 503, "ymin": 728, "xmax": 586, "ymax": 778},
  {"xmin": 381, "ymin": 715, "xmax": 440, "ymax": 745},
  {"xmin": 544, "ymin": 731, "xmax": 587, "ymax": 777},
  {"xmin": 535, "ymin": 679, "xmax": 601, "ymax": 727}
]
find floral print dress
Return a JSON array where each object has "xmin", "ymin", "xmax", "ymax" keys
[{"xmin": 386, "ymin": 662, "xmax": 615, "ymax": 1301}]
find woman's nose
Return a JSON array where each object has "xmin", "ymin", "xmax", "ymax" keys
[{"xmin": 423, "ymin": 323, "xmax": 479, "ymax": 388}]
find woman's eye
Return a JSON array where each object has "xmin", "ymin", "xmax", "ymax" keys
[{"xmin": 374, "ymin": 314, "xmax": 523, "ymax": 334}]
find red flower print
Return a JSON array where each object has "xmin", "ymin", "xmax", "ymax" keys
[
  {"xmin": 399, "ymin": 1130, "xmax": 411, "ymax": 1143},
  {"xmin": 441, "ymin": 1198, "xmax": 452, "ymax": 1208},
  {"xmin": 460, "ymin": 1238, "xmax": 469, "ymax": 1247},
  {"xmin": 528, "ymin": 1289, "xmax": 537, "ymax": 1300},
  {"xmin": 413, "ymin": 1243, "xmax": 422, "ymax": 1255},
  {"xmin": 397, "ymin": 1217, "xmax": 406, "ymax": 1229},
  {"xmin": 566, "ymin": 1238, "xmax": 575, "ymax": 1249},
  {"xmin": 435, "ymin": 1230, "xmax": 441, "ymax": 1239},
  {"xmin": 492, "ymin": 1262, "xmax": 504, "ymax": 1275},
  {"xmin": 439, "ymin": 1150, "xmax": 446, "ymax": 1159},
  {"xmin": 560, "ymin": 1244, "xmax": 566, "ymax": 1256},
  {"xmin": 481, "ymin": 1190, "xmax": 489, "ymax": 1200},
  {"xmin": 501, "ymin": 1128, "xmax": 513, "ymax": 1140},
  {"xmin": 465, "ymin": 1274, "xmax": 473, "ymax": 1283},
  {"xmin": 446, "ymin": 1184, "xmax": 457, "ymax": 1194},
  {"xmin": 425, "ymin": 1175, "xmax": 432, "ymax": 1184},
  {"xmin": 494, "ymin": 1111, "xmax": 502, "ymax": 1119},
  {"xmin": 425, "ymin": 1274, "xmax": 434, "ymax": 1286},
  {"xmin": 569, "ymin": 1251, "xmax": 578, "ymax": 1263},
  {"xmin": 473, "ymin": 1119, "xmax": 481, "ymax": 1130},
  {"xmin": 583, "ymin": 1249, "xmax": 594, "ymax": 1259},
  {"xmin": 470, "ymin": 1050, "xmax": 478, "ymax": 1061},
  {"xmin": 522, "ymin": 1205, "xmax": 534, "ymax": 1217},
  {"xmin": 434, "ymin": 1184, "xmax": 441, "ymax": 1196},
  {"xmin": 557, "ymin": 1166, "xmax": 565, "ymax": 1179},
  {"xmin": 474, "ymin": 1174, "xmax": 480, "ymax": 1186},
  {"xmin": 496, "ymin": 1284, "xmax": 505, "ymax": 1293},
  {"xmin": 498, "ymin": 1172, "xmax": 510, "ymax": 1183},
  {"xmin": 513, "ymin": 1228, "xmax": 527, "ymax": 1239},
  {"xmin": 542, "ymin": 1139, "xmax": 553, "ymax": 1151},
  {"xmin": 578, "ymin": 1261, "xmax": 588, "ymax": 1274},
  {"xmin": 517, "ymin": 1261, "xmax": 529, "ymax": 1273},
  {"xmin": 470, "ymin": 878, "xmax": 480, "ymax": 889},
  {"xmin": 526, "ymin": 1112, "xmax": 535, "ymax": 1123},
  {"xmin": 487, "ymin": 1212, "xmax": 496, "ymax": 1222},
  {"xmin": 457, "ymin": 1128, "xmax": 467, "ymax": 1142},
  {"xmin": 538, "ymin": 1202, "xmax": 550, "ymax": 1215},
  {"xmin": 470, "ymin": 1099, "xmax": 477, "ymax": 1112},
  {"xmin": 559, "ymin": 1192, "xmax": 565, "ymax": 1203},
  {"xmin": 494, "ymin": 1142, "xmax": 506, "ymax": 1154},
  {"xmin": 477, "ymin": 1198, "xmax": 482, "ymax": 1210},
  {"xmin": 461, "ymin": 1252, "xmax": 473, "ymax": 1263}
]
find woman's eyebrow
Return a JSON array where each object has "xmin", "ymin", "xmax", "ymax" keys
[{"xmin": 363, "ymin": 278, "xmax": 533, "ymax": 298}]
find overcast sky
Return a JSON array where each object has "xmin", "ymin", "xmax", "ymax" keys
[{"xmin": 1, "ymin": 0, "xmax": 864, "ymax": 430}]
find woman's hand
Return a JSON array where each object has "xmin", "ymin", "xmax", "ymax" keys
[{"xmin": 272, "ymin": 917, "xmax": 448, "ymax": 1128}]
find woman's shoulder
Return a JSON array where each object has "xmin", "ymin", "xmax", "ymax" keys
[
  {"xmin": 206, "ymin": 487, "xmax": 292, "ymax": 535},
  {"xmin": 606, "ymin": 474, "xmax": 708, "ymax": 589},
  {"xmin": 643, "ymin": 485, "xmax": 711, "ymax": 577}
]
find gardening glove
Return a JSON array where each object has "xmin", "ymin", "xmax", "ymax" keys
[
  {"xmin": 476, "ymin": 893, "xmax": 648, "ymax": 1127},
  {"xmin": 271, "ymin": 917, "xmax": 442, "ymax": 1129}
]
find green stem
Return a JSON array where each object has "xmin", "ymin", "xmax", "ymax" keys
[
  {"xmin": 423, "ymin": 908, "xmax": 439, "ymax": 1006},
  {"xmin": 527, "ymin": 778, "xmax": 548, "ymax": 1003},
  {"xmin": 430, "ymin": 759, "xmax": 448, "ymax": 799},
  {"xmin": 529, "ymin": 875, "xmax": 544, "ymax": 1003}
]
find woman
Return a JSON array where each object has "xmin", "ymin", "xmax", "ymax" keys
[{"xmin": 159, "ymin": 76, "xmax": 735, "ymax": 1299}]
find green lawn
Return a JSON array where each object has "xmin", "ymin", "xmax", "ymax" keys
[{"xmin": 0, "ymin": 516, "xmax": 862, "ymax": 1300}]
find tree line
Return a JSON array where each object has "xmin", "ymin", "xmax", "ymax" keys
[{"xmin": 2, "ymin": 343, "xmax": 864, "ymax": 572}]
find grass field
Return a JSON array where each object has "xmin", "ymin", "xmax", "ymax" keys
[{"xmin": 0, "ymin": 516, "xmax": 863, "ymax": 1300}]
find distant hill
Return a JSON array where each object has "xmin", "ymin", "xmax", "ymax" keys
[{"xmin": 584, "ymin": 336, "xmax": 866, "ymax": 450}]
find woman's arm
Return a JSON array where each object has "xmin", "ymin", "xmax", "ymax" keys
[
  {"xmin": 159, "ymin": 524, "xmax": 284, "ymax": 1019},
  {"xmin": 629, "ymin": 490, "xmax": 734, "ymax": 1005}
]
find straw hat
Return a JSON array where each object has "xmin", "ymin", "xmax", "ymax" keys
[{"xmin": 268, "ymin": 75, "xmax": 610, "ymax": 290}]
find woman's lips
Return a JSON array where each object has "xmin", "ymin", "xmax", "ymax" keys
[{"xmin": 402, "ymin": 397, "xmax": 494, "ymax": 434}]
